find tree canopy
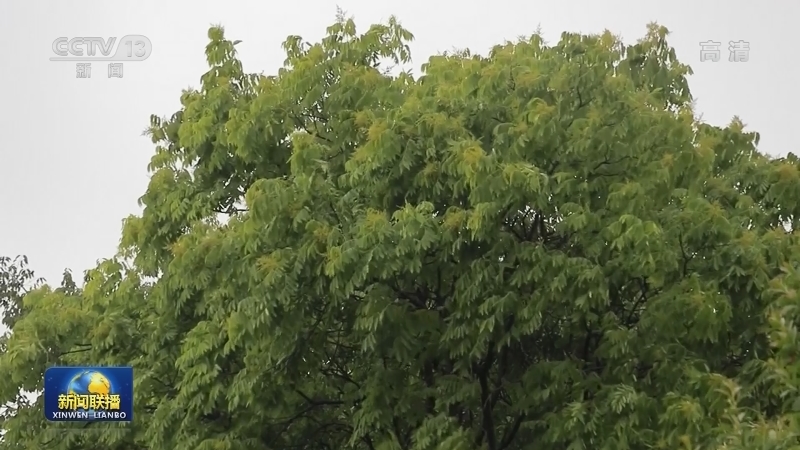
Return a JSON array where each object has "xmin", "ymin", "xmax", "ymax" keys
[{"xmin": 2, "ymin": 15, "xmax": 800, "ymax": 450}]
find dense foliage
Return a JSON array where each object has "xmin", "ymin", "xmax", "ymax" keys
[
  {"xmin": 0, "ymin": 255, "xmax": 39, "ymax": 432},
  {"xmin": 3, "ymin": 15, "xmax": 800, "ymax": 450}
]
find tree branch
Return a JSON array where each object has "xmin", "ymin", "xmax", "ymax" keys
[
  {"xmin": 499, "ymin": 414, "xmax": 525, "ymax": 450},
  {"xmin": 475, "ymin": 347, "xmax": 498, "ymax": 450}
]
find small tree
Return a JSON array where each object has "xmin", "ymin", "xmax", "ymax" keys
[{"xmin": 0, "ymin": 255, "xmax": 40, "ymax": 444}]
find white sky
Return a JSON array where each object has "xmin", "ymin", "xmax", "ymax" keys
[{"xmin": 0, "ymin": 0, "xmax": 796, "ymax": 288}]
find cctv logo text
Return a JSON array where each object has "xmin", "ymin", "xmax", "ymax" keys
[{"xmin": 51, "ymin": 36, "xmax": 152, "ymax": 62}]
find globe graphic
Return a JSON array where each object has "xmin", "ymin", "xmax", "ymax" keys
[{"xmin": 67, "ymin": 371, "xmax": 112, "ymax": 418}]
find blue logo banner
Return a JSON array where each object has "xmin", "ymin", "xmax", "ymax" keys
[{"xmin": 44, "ymin": 366, "xmax": 133, "ymax": 422}]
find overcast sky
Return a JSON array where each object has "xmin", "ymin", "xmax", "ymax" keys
[{"xmin": 0, "ymin": 0, "xmax": 796, "ymax": 288}]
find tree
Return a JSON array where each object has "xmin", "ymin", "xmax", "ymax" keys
[
  {"xmin": 0, "ymin": 255, "xmax": 40, "ymax": 441},
  {"xmin": 0, "ymin": 259, "xmax": 81, "ymax": 448},
  {"xmin": 2, "ymin": 15, "xmax": 800, "ymax": 450}
]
